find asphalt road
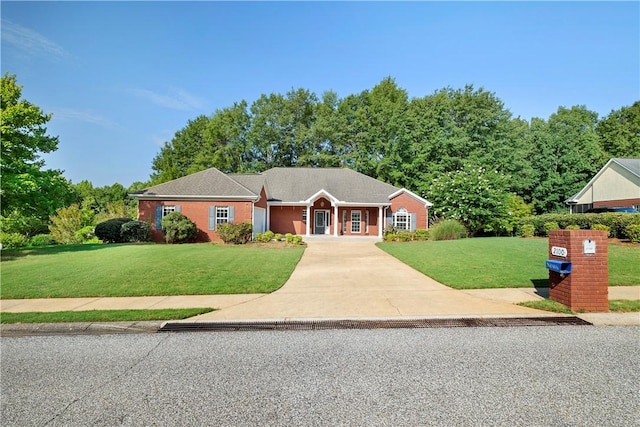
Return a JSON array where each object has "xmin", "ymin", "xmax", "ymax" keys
[{"xmin": 2, "ymin": 326, "xmax": 639, "ymax": 426}]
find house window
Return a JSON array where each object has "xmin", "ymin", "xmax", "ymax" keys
[
  {"xmin": 302, "ymin": 209, "xmax": 307, "ymax": 222},
  {"xmin": 216, "ymin": 206, "xmax": 230, "ymax": 224},
  {"xmin": 162, "ymin": 205, "xmax": 177, "ymax": 218},
  {"xmin": 342, "ymin": 210, "xmax": 347, "ymax": 233},
  {"xmin": 572, "ymin": 203, "xmax": 593, "ymax": 214},
  {"xmin": 394, "ymin": 208, "xmax": 410, "ymax": 230},
  {"xmin": 351, "ymin": 210, "xmax": 361, "ymax": 233},
  {"xmin": 365, "ymin": 211, "xmax": 369, "ymax": 234}
]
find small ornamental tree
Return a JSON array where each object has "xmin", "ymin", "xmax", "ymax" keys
[{"xmin": 161, "ymin": 212, "xmax": 197, "ymax": 244}]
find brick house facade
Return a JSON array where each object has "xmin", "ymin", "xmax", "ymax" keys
[{"xmin": 132, "ymin": 167, "xmax": 432, "ymax": 242}]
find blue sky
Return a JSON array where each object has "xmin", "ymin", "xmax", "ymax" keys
[{"xmin": 2, "ymin": 1, "xmax": 638, "ymax": 187}]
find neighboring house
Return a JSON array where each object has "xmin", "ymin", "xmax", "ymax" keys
[
  {"xmin": 132, "ymin": 167, "xmax": 432, "ymax": 242},
  {"xmin": 565, "ymin": 158, "xmax": 640, "ymax": 213}
]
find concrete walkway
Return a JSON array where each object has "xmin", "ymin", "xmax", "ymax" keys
[{"xmin": 2, "ymin": 237, "xmax": 638, "ymax": 326}]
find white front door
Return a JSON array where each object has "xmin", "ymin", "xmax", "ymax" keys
[{"xmin": 314, "ymin": 210, "xmax": 330, "ymax": 234}]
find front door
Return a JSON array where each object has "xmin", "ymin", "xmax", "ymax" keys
[{"xmin": 314, "ymin": 210, "xmax": 329, "ymax": 234}]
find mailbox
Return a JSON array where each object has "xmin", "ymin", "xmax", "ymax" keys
[{"xmin": 545, "ymin": 260, "xmax": 572, "ymax": 275}]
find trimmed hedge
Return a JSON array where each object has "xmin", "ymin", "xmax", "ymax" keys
[
  {"xmin": 216, "ymin": 222, "xmax": 252, "ymax": 244},
  {"xmin": 95, "ymin": 218, "xmax": 131, "ymax": 243},
  {"xmin": 161, "ymin": 212, "xmax": 197, "ymax": 244},
  {"xmin": 519, "ymin": 213, "xmax": 640, "ymax": 239}
]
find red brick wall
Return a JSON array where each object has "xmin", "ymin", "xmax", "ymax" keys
[
  {"xmin": 548, "ymin": 229, "xmax": 609, "ymax": 312},
  {"xmin": 594, "ymin": 198, "xmax": 640, "ymax": 208},
  {"xmin": 269, "ymin": 205, "xmax": 305, "ymax": 235},
  {"xmin": 390, "ymin": 192, "xmax": 429, "ymax": 229},
  {"xmin": 138, "ymin": 199, "xmax": 254, "ymax": 243}
]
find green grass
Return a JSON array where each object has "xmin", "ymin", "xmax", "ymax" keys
[
  {"xmin": 0, "ymin": 308, "xmax": 214, "ymax": 324},
  {"xmin": 519, "ymin": 299, "xmax": 640, "ymax": 314},
  {"xmin": 1, "ymin": 243, "xmax": 305, "ymax": 299},
  {"xmin": 377, "ymin": 237, "xmax": 640, "ymax": 289}
]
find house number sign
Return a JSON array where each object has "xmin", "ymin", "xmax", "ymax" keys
[{"xmin": 551, "ymin": 246, "xmax": 568, "ymax": 257}]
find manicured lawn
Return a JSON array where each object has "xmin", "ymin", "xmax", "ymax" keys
[
  {"xmin": 519, "ymin": 299, "xmax": 640, "ymax": 314},
  {"xmin": 1, "ymin": 243, "xmax": 305, "ymax": 299},
  {"xmin": 0, "ymin": 308, "xmax": 214, "ymax": 324},
  {"xmin": 378, "ymin": 237, "xmax": 640, "ymax": 289}
]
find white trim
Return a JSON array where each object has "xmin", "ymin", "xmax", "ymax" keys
[
  {"xmin": 314, "ymin": 209, "xmax": 330, "ymax": 235},
  {"xmin": 564, "ymin": 158, "xmax": 639, "ymax": 204},
  {"xmin": 303, "ymin": 189, "xmax": 340, "ymax": 205},
  {"xmin": 388, "ymin": 188, "xmax": 432, "ymax": 207},
  {"xmin": 378, "ymin": 207, "xmax": 383, "ymax": 238},
  {"xmin": 365, "ymin": 210, "xmax": 369, "ymax": 234},
  {"xmin": 305, "ymin": 206, "xmax": 311, "ymax": 236},
  {"xmin": 333, "ymin": 205, "xmax": 339, "ymax": 236}
]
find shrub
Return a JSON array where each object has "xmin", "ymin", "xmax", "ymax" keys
[
  {"xmin": 161, "ymin": 212, "xmax": 197, "ymax": 244},
  {"xmin": 285, "ymin": 233, "xmax": 294, "ymax": 243},
  {"xmin": 414, "ymin": 229, "xmax": 429, "ymax": 241},
  {"xmin": 28, "ymin": 234, "xmax": 56, "ymax": 247},
  {"xmin": 396, "ymin": 231, "xmax": 413, "ymax": 242},
  {"xmin": 274, "ymin": 233, "xmax": 282, "ymax": 242},
  {"xmin": 0, "ymin": 232, "xmax": 28, "ymax": 249},
  {"xmin": 565, "ymin": 225, "xmax": 580, "ymax": 230},
  {"xmin": 216, "ymin": 222, "xmax": 252, "ymax": 245},
  {"xmin": 75, "ymin": 226, "xmax": 96, "ymax": 242},
  {"xmin": 520, "ymin": 224, "xmax": 535, "ymax": 238},
  {"xmin": 519, "ymin": 213, "xmax": 640, "ymax": 238},
  {"xmin": 95, "ymin": 218, "xmax": 130, "ymax": 243},
  {"xmin": 262, "ymin": 230, "xmax": 275, "ymax": 242},
  {"xmin": 543, "ymin": 222, "xmax": 560, "ymax": 236},
  {"xmin": 292, "ymin": 235, "xmax": 303, "ymax": 245},
  {"xmin": 121, "ymin": 221, "xmax": 151, "ymax": 243},
  {"xmin": 626, "ymin": 224, "xmax": 640, "ymax": 243},
  {"xmin": 49, "ymin": 203, "xmax": 92, "ymax": 244},
  {"xmin": 591, "ymin": 224, "xmax": 612, "ymax": 237},
  {"xmin": 429, "ymin": 220, "xmax": 467, "ymax": 241}
]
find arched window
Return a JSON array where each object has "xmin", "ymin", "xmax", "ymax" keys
[{"xmin": 393, "ymin": 208, "xmax": 410, "ymax": 230}]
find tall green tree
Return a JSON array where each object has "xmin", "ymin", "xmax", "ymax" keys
[
  {"xmin": 596, "ymin": 101, "xmax": 640, "ymax": 158},
  {"xmin": 0, "ymin": 73, "xmax": 76, "ymax": 229},
  {"xmin": 529, "ymin": 106, "xmax": 607, "ymax": 213}
]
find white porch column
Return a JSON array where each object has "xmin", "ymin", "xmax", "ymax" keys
[
  {"xmin": 305, "ymin": 206, "xmax": 310, "ymax": 236},
  {"xmin": 378, "ymin": 206, "xmax": 383, "ymax": 238},
  {"xmin": 333, "ymin": 205, "xmax": 339, "ymax": 236}
]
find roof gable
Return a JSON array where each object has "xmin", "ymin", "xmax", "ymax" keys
[{"xmin": 566, "ymin": 158, "xmax": 640, "ymax": 203}]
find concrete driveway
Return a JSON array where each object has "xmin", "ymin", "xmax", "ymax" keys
[{"xmin": 190, "ymin": 237, "xmax": 548, "ymax": 320}]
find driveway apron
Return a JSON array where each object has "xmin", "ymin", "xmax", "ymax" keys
[{"xmin": 190, "ymin": 238, "xmax": 547, "ymax": 320}]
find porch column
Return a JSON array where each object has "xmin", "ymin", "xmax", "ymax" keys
[
  {"xmin": 333, "ymin": 205, "xmax": 339, "ymax": 236},
  {"xmin": 378, "ymin": 206, "xmax": 383, "ymax": 238},
  {"xmin": 305, "ymin": 206, "xmax": 310, "ymax": 236}
]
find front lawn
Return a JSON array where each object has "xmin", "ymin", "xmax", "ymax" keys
[
  {"xmin": 378, "ymin": 238, "xmax": 640, "ymax": 289},
  {"xmin": 1, "ymin": 243, "xmax": 305, "ymax": 299},
  {"xmin": 0, "ymin": 308, "xmax": 214, "ymax": 324}
]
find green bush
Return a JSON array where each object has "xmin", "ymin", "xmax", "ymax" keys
[
  {"xmin": 95, "ymin": 218, "xmax": 130, "ymax": 243},
  {"xmin": 292, "ymin": 235, "xmax": 303, "ymax": 245},
  {"xmin": 565, "ymin": 225, "xmax": 580, "ymax": 230},
  {"xmin": 160, "ymin": 212, "xmax": 197, "ymax": 244},
  {"xmin": 121, "ymin": 221, "xmax": 151, "ymax": 243},
  {"xmin": 429, "ymin": 220, "xmax": 468, "ymax": 241},
  {"xmin": 519, "ymin": 224, "xmax": 535, "ymax": 238},
  {"xmin": 543, "ymin": 222, "xmax": 560, "ymax": 236},
  {"xmin": 285, "ymin": 233, "xmax": 294, "ymax": 243},
  {"xmin": 591, "ymin": 224, "xmax": 612, "ymax": 238},
  {"xmin": 626, "ymin": 224, "xmax": 640, "ymax": 243},
  {"xmin": 262, "ymin": 230, "xmax": 275, "ymax": 242},
  {"xmin": 396, "ymin": 231, "xmax": 413, "ymax": 242},
  {"xmin": 520, "ymin": 213, "xmax": 640, "ymax": 239},
  {"xmin": 274, "ymin": 233, "xmax": 282, "ymax": 242},
  {"xmin": 75, "ymin": 226, "xmax": 96, "ymax": 242},
  {"xmin": 28, "ymin": 234, "xmax": 57, "ymax": 247},
  {"xmin": 414, "ymin": 229, "xmax": 429, "ymax": 241},
  {"xmin": 0, "ymin": 232, "xmax": 28, "ymax": 249},
  {"xmin": 216, "ymin": 222, "xmax": 252, "ymax": 244}
]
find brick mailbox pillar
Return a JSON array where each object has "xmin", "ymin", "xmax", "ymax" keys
[{"xmin": 547, "ymin": 229, "xmax": 609, "ymax": 312}]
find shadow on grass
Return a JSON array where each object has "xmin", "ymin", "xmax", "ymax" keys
[{"xmin": 0, "ymin": 243, "xmax": 131, "ymax": 262}]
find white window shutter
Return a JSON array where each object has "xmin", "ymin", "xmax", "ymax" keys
[
  {"xmin": 209, "ymin": 206, "xmax": 216, "ymax": 230},
  {"xmin": 229, "ymin": 206, "xmax": 235, "ymax": 223},
  {"xmin": 410, "ymin": 213, "xmax": 417, "ymax": 232}
]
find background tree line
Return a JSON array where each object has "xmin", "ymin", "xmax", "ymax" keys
[
  {"xmin": 150, "ymin": 77, "xmax": 639, "ymax": 220},
  {"xmin": 2, "ymin": 73, "xmax": 639, "ymax": 245}
]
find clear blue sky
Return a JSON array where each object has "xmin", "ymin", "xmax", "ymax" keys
[{"xmin": 2, "ymin": 1, "xmax": 638, "ymax": 187}]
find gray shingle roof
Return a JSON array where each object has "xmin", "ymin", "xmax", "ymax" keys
[
  {"xmin": 614, "ymin": 158, "xmax": 640, "ymax": 178},
  {"xmin": 134, "ymin": 166, "xmax": 409, "ymax": 204},
  {"xmin": 262, "ymin": 167, "xmax": 400, "ymax": 203},
  {"xmin": 136, "ymin": 168, "xmax": 258, "ymax": 198}
]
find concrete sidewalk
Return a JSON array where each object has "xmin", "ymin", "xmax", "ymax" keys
[{"xmin": 1, "ymin": 238, "xmax": 638, "ymax": 327}]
